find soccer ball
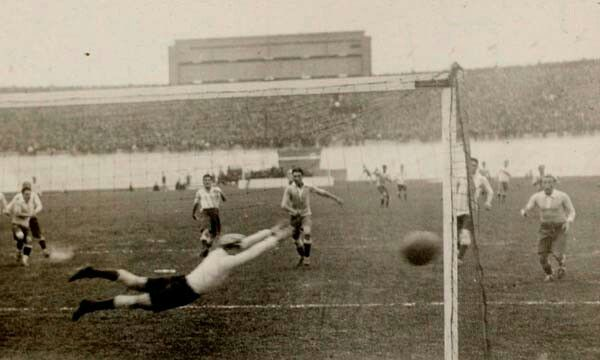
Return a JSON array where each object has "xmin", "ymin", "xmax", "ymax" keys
[{"xmin": 401, "ymin": 231, "xmax": 441, "ymax": 266}]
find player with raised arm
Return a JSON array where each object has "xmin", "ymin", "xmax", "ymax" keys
[
  {"xmin": 496, "ymin": 160, "xmax": 512, "ymax": 203},
  {"xmin": 364, "ymin": 164, "xmax": 392, "ymax": 207},
  {"xmin": 69, "ymin": 224, "xmax": 292, "ymax": 321},
  {"xmin": 520, "ymin": 174, "xmax": 575, "ymax": 282},
  {"xmin": 455, "ymin": 157, "xmax": 494, "ymax": 264},
  {"xmin": 281, "ymin": 167, "xmax": 343, "ymax": 267},
  {"xmin": 192, "ymin": 174, "xmax": 226, "ymax": 256}
]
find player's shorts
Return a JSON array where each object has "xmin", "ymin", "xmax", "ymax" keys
[
  {"xmin": 290, "ymin": 215, "xmax": 312, "ymax": 239},
  {"xmin": 456, "ymin": 214, "xmax": 473, "ymax": 233},
  {"xmin": 376, "ymin": 185, "xmax": 389, "ymax": 195},
  {"xmin": 199, "ymin": 208, "xmax": 221, "ymax": 237},
  {"xmin": 12, "ymin": 224, "xmax": 30, "ymax": 242},
  {"xmin": 396, "ymin": 184, "xmax": 407, "ymax": 191},
  {"xmin": 29, "ymin": 217, "xmax": 44, "ymax": 239},
  {"xmin": 499, "ymin": 181, "xmax": 509, "ymax": 192},
  {"xmin": 537, "ymin": 222, "xmax": 567, "ymax": 256},
  {"xmin": 144, "ymin": 275, "xmax": 201, "ymax": 312}
]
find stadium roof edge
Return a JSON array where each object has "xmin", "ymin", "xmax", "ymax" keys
[{"xmin": 0, "ymin": 72, "xmax": 450, "ymax": 109}]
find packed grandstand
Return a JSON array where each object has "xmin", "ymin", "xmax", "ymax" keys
[{"xmin": 0, "ymin": 59, "xmax": 598, "ymax": 154}]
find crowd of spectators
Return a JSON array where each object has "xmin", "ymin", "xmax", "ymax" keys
[{"xmin": 1, "ymin": 59, "xmax": 599, "ymax": 154}]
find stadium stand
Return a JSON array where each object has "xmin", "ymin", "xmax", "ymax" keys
[{"xmin": 0, "ymin": 59, "xmax": 599, "ymax": 154}]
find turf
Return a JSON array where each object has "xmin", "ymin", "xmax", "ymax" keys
[{"xmin": 0, "ymin": 177, "xmax": 599, "ymax": 359}]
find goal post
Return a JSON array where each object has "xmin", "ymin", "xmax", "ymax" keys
[{"xmin": 442, "ymin": 63, "xmax": 492, "ymax": 360}]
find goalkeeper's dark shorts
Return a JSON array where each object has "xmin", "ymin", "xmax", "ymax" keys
[
  {"xmin": 144, "ymin": 275, "xmax": 201, "ymax": 312},
  {"xmin": 456, "ymin": 214, "xmax": 474, "ymax": 233}
]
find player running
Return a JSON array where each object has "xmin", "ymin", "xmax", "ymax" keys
[
  {"xmin": 281, "ymin": 167, "xmax": 343, "ymax": 267},
  {"xmin": 520, "ymin": 174, "xmax": 575, "ymax": 282},
  {"xmin": 364, "ymin": 164, "xmax": 392, "ymax": 207},
  {"xmin": 6, "ymin": 182, "xmax": 45, "ymax": 266},
  {"xmin": 496, "ymin": 160, "xmax": 512, "ymax": 202},
  {"xmin": 69, "ymin": 224, "xmax": 292, "ymax": 320},
  {"xmin": 192, "ymin": 174, "xmax": 226, "ymax": 256},
  {"xmin": 455, "ymin": 157, "xmax": 494, "ymax": 264}
]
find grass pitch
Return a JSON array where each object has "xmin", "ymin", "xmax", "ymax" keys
[{"xmin": 1, "ymin": 177, "xmax": 599, "ymax": 359}]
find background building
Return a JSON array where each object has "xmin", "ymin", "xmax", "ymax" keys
[{"xmin": 168, "ymin": 31, "xmax": 371, "ymax": 85}]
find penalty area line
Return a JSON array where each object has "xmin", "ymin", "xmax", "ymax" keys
[{"xmin": 2, "ymin": 300, "xmax": 600, "ymax": 313}]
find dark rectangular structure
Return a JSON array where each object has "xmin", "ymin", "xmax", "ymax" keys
[{"xmin": 169, "ymin": 31, "xmax": 371, "ymax": 84}]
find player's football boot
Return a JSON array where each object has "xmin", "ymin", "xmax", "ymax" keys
[
  {"xmin": 72, "ymin": 300, "xmax": 93, "ymax": 321},
  {"xmin": 69, "ymin": 266, "xmax": 95, "ymax": 282},
  {"xmin": 544, "ymin": 274, "xmax": 554, "ymax": 282}
]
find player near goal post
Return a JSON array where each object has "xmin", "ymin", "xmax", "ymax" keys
[
  {"xmin": 281, "ymin": 167, "xmax": 343, "ymax": 267},
  {"xmin": 454, "ymin": 158, "xmax": 494, "ymax": 265},
  {"xmin": 520, "ymin": 174, "xmax": 575, "ymax": 282}
]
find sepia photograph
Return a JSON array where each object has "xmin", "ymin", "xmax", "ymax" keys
[{"xmin": 1, "ymin": 1, "xmax": 599, "ymax": 359}]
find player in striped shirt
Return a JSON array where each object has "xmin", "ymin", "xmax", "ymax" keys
[
  {"xmin": 521, "ymin": 174, "xmax": 575, "ymax": 282},
  {"xmin": 281, "ymin": 167, "xmax": 343, "ymax": 267},
  {"xmin": 69, "ymin": 223, "xmax": 293, "ymax": 321},
  {"xmin": 455, "ymin": 158, "xmax": 494, "ymax": 264},
  {"xmin": 192, "ymin": 174, "xmax": 226, "ymax": 256}
]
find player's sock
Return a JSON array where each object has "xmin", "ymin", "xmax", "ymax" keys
[
  {"xmin": 22, "ymin": 245, "xmax": 32, "ymax": 266},
  {"xmin": 93, "ymin": 299, "xmax": 116, "ymax": 310},
  {"xmin": 303, "ymin": 243, "xmax": 311, "ymax": 258},
  {"xmin": 69, "ymin": 266, "xmax": 119, "ymax": 282},
  {"xmin": 294, "ymin": 239, "xmax": 305, "ymax": 257},
  {"xmin": 457, "ymin": 245, "xmax": 468, "ymax": 260}
]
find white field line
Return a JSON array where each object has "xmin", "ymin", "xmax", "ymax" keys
[{"xmin": 1, "ymin": 300, "xmax": 600, "ymax": 313}]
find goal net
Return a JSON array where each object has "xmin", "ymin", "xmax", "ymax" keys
[{"xmin": 0, "ymin": 66, "xmax": 488, "ymax": 359}]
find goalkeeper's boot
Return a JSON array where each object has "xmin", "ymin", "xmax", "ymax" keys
[
  {"xmin": 72, "ymin": 300, "xmax": 93, "ymax": 321},
  {"xmin": 69, "ymin": 266, "xmax": 95, "ymax": 282}
]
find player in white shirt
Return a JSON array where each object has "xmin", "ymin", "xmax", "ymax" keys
[
  {"xmin": 531, "ymin": 164, "xmax": 546, "ymax": 190},
  {"xmin": 394, "ymin": 164, "xmax": 407, "ymax": 201},
  {"xmin": 69, "ymin": 223, "xmax": 293, "ymax": 321},
  {"xmin": 192, "ymin": 174, "xmax": 226, "ymax": 256},
  {"xmin": 5, "ymin": 182, "xmax": 45, "ymax": 266},
  {"xmin": 496, "ymin": 160, "xmax": 512, "ymax": 202},
  {"xmin": 281, "ymin": 167, "xmax": 343, "ymax": 266},
  {"xmin": 455, "ymin": 157, "xmax": 494, "ymax": 264},
  {"xmin": 521, "ymin": 175, "xmax": 575, "ymax": 282}
]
